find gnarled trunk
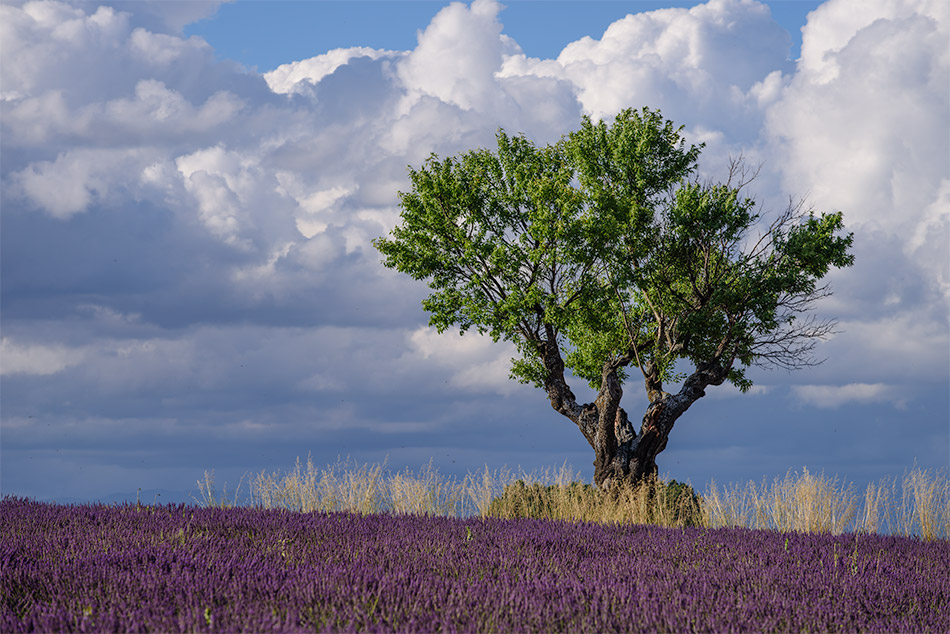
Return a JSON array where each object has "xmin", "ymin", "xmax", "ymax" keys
[
  {"xmin": 607, "ymin": 359, "xmax": 732, "ymax": 489},
  {"xmin": 589, "ymin": 390, "xmax": 709, "ymax": 490},
  {"xmin": 590, "ymin": 389, "xmax": 675, "ymax": 491},
  {"xmin": 541, "ymin": 332, "xmax": 731, "ymax": 490}
]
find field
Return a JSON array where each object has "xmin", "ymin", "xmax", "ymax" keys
[{"xmin": 3, "ymin": 489, "xmax": 950, "ymax": 633}]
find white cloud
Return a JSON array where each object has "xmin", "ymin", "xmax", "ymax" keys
[
  {"xmin": 707, "ymin": 383, "xmax": 772, "ymax": 399},
  {"xmin": 274, "ymin": 173, "xmax": 355, "ymax": 239},
  {"xmin": 797, "ymin": 0, "xmax": 948, "ymax": 83},
  {"xmin": 758, "ymin": 0, "xmax": 949, "ymax": 395},
  {"xmin": 500, "ymin": 0, "xmax": 791, "ymax": 135},
  {"xmin": 910, "ymin": 179, "xmax": 950, "ymax": 299},
  {"xmin": 96, "ymin": 0, "xmax": 231, "ymax": 35},
  {"xmin": 820, "ymin": 315, "xmax": 950, "ymax": 384},
  {"xmin": 10, "ymin": 148, "xmax": 153, "ymax": 217},
  {"xmin": 129, "ymin": 27, "xmax": 211, "ymax": 66},
  {"xmin": 1, "ymin": 2, "xmax": 131, "ymax": 99},
  {"xmin": 397, "ymin": 0, "xmax": 508, "ymax": 111},
  {"xmin": 0, "ymin": 338, "xmax": 84, "ymax": 375},
  {"xmin": 110, "ymin": 79, "xmax": 243, "ymax": 128},
  {"xmin": 408, "ymin": 327, "xmax": 521, "ymax": 395},
  {"xmin": 174, "ymin": 145, "xmax": 302, "ymax": 248},
  {"xmin": 766, "ymin": 0, "xmax": 948, "ymax": 235},
  {"xmin": 2, "ymin": 80, "xmax": 243, "ymax": 148},
  {"xmin": 264, "ymin": 47, "xmax": 398, "ymax": 96},
  {"xmin": 3, "ymin": 0, "xmax": 946, "ymax": 365},
  {"xmin": 791, "ymin": 383, "xmax": 900, "ymax": 409},
  {"xmin": 2, "ymin": 90, "xmax": 73, "ymax": 145}
]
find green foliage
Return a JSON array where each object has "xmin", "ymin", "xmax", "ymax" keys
[
  {"xmin": 375, "ymin": 107, "xmax": 854, "ymax": 395},
  {"xmin": 662, "ymin": 479, "xmax": 705, "ymax": 527},
  {"xmin": 487, "ymin": 480, "xmax": 598, "ymax": 520}
]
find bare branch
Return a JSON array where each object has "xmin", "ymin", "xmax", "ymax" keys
[{"xmin": 725, "ymin": 154, "xmax": 763, "ymax": 192}]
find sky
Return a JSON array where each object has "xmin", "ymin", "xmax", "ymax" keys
[{"xmin": 1, "ymin": 0, "xmax": 948, "ymax": 505}]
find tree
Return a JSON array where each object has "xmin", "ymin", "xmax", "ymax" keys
[{"xmin": 374, "ymin": 108, "xmax": 854, "ymax": 490}]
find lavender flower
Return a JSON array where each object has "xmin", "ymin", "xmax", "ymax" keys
[{"xmin": 2, "ymin": 497, "xmax": 947, "ymax": 633}]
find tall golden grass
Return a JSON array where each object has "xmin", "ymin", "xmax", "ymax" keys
[
  {"xmin": 197, "ymin": 457, "xmax": 950, "ymax": 540},
  {"xmin": 703, "ymin": 466, "xmax": 950, "ymax": 539}
]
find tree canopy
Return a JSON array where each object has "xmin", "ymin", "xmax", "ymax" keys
[{"xmin": 375, "ymin": 107, "xmax": 854, "ymax": 489}]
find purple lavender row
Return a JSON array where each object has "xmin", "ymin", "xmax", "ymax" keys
[{"xmin": 2, "ymin": 497, "xmax": 948, "ymax": 633}]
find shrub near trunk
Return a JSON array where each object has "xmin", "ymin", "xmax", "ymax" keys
[
  {"xmin": 656, "ymin": 479, "xmax": 705, "ymax": 527},
  {"xmin": 488, "ymin": 478, "xmax": 705, "ymax": 527}
]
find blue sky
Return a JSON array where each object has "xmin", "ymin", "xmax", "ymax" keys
[
  {"xmin": 184, "ymin": 1, "xmax": 821, "ymax": 69},
  {"xmin": 1, "ymin": 0, "xmax": 947, "ymax": 504}
]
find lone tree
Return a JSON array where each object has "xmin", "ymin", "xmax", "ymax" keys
[{"xmin": 375, "ymin": 108, "xmax": 853, "ymax": 490}]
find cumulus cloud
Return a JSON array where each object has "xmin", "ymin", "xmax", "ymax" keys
[
  {"xmin": 1, "ymin": 0, "xmax": 946, "ymax": 501},
  {"xmin": 761, "ymin": 0, "xmax": 949, "ymax": 402},
  {"xmin": 499, "ymin": 0, "xmax": 792, "ymax": 143},
  {"xmin": 767, "ymin": 2, "xmax": 949, "ymax": 234},
  {"xmin": 398, "ymin": 0, "xmax": 510, "ymax": 111},
  {"xmin": 0, "ymin": 2, "xmax": 227, "ymax": 107},
  {"xmin": 796, "ymin": 0, "xmax": 948, "ymax": 82}
]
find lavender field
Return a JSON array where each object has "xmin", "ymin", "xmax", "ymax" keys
[{"xmin": 2, "ymin": 497, "xmax": 949, "ymax": 633}]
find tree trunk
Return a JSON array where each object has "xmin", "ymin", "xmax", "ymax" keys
[
  {"xmin": 595, "ymin": 359, "xmax": 731, "ymax": 490},
  {"xmin": 590, "ymin": 389, "xmax": 669, "ymax": 491},
  {"xmin": 541, "ymin": 332, "xmax": 731, "ymax": 490},
  {"xmin": 590, "ymin": 388, "xmax": 702, "ymax": 491},
  {"xmin": 537, "ymin": 325, "xmax": 732, "ymax": 490}
]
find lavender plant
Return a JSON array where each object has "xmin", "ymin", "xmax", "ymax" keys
[{"xmin": 2, "ymin": 497, "xmax": 947, "ymax": 633}]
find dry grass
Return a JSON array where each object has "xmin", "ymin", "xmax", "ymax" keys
[
  {"xmin": 247, "ymin": 456, "xmax": 388, "ymax": 515},
  {"xmin": 242, "ymin": 455, "xmax": 500, "ymax": 517},
  {"xmin": 702, "ymin": 467, "xmax": 859, "ymax": 534},
  {"xmin": 703, "ymin": 465, "xmax": 950, "ymax": 539},
  {"xmin": 226, "ymin": 457, "xmax": 705, "ymax": 528},
  {"xmin": 199, "ymin": 457, "xmax": 949, "ymax": 539},
  {"xmin": 194, "ymin": 469, "xmax": 245, "ymax": 509},
  {"xmin": 484, "ymin": 475, "xmax": 704, "ymax": 528}
]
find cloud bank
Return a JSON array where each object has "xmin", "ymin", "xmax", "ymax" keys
[{"xmin": 1, "ymin": 0, "xmax": 947, "ymax": 501}]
